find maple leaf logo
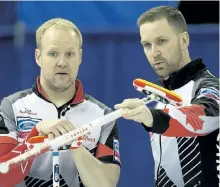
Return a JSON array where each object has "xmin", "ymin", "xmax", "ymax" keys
[{"xmin": 178, "ymin": 105, "xmax": 205, "ymax": 131}]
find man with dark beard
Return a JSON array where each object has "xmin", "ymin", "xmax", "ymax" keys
[{"xmin": 115, "ymin": 6, "xmax": 219, "ymax": 187}]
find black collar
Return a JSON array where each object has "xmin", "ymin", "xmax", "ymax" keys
[{"xmin": 159, "ymin": 58, "xmax": 207, "ymax": 90}]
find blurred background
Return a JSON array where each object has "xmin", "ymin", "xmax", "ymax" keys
[{"xmin": 0, "ymin": 1, "xmax": 219, "ymax": 187}]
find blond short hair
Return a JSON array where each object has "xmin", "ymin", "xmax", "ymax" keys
[{"xmin": 36, "ymin": 18, "xmax": 83, "ymax": 49}]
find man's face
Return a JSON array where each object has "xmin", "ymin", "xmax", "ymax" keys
[
  {"xmin": 36, "ymin": 27, "xmax": 82, "ymax": 92},
  {"xmin": 140, "ymin": 18, "xmax": 184, "ymax": 79}
]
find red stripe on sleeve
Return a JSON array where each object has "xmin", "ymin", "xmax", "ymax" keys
[
  {"xmin": 0, "ymin": 127, "xmax": 39, "ymax": 187},
  {"xmin": 163, "ymin": 118, "xmax": 206, "ymax": 137},
  {"xmin": 162, "ymin": 105, "xmax": 207, "ymax": 137},
  {"xmin": 96, "ymin": 143, "xmax": 114, "ymax": 158},
  {"xmin": 0, "ymin": 136, "xmax": 17, "ymax": 145}
]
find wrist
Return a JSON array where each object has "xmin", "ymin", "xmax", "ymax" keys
[
  {"xmin": 142, "ymin": 120, "xmax": 153, "ymax": 127},
  {"xmin": 142, "ymin": 108, "xmax": 153, "ymax": 127},
  {"xmin": 35, "ymin": 124, "xmax": 41, "ymax": 134}
]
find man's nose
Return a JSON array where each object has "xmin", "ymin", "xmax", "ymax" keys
[{"xmin": 57, "ymin": 55, "xmax": 67, "ymax": 67}]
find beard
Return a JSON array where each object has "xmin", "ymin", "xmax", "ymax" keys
[
  {"xmin": 152, "ymin": 41, "xmax": 183, "ymax": 79},
  {"xmin": 44, "ymin": 75, "xmax": 74, "ymax": 92}
]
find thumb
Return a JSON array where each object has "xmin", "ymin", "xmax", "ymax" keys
[
  {"xmin": 48, "ymin": 133, "xmax": 55, "ymax": 140},
  {"xmin": 121, "ymin": 108, "xmax": 131, "ymax": 118},
  {"xmin": 39, "ymin": 132, "xmax": 46, "ymax": 136}
]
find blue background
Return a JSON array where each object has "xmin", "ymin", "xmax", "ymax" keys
[{"xmin": 0, "ymin": 1, "xmax": 219, "ymax": 187}]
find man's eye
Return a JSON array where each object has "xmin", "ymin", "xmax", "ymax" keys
[
  {"xmin": 158, "ymin": 39, "xmax": 166, "ymax": 44},
  {"xmin": 49, "ymin": 51, "xmax": 58, "ymax": 57},
  {"xmin": 143, "ymin": 43, "xmax": 151, "ymax": 48},
  {"xmin": 66, "ymin": 51, "xmax": 75, "ymax": 57}
]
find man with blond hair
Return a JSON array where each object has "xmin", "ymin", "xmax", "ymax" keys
[{"xmin": 0, "ymin": 18, "xmax": 120, "ymax": 187}]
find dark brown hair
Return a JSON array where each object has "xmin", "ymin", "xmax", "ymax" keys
[{"xmin": 137, "ymin": 6, "xmax": 187, "ymax": 33}]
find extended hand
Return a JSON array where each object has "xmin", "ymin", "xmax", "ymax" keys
[{"xmin": 114, "ymin": 98, "xmax": 153, "ymax": 127}]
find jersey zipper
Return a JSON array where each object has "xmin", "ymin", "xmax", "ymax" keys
[
  {"xmin": 155, "ymin": 103, "xmax": 167, "ymax": 186},
  {"xmin": 155, "ymin": 135, "xmax": 162, "ymax": 186}
]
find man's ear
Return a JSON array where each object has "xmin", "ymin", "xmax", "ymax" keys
[
  {"xmin": 79, "ymin": 49, "xmax": 83, "ymax": 65},
  {"xmin": 35, "ymin": 48, "xmax": 42, "ymax": 67},
  {"xmin": 181, "ymin": 31, "xmax": 190, "ymax": 51}
]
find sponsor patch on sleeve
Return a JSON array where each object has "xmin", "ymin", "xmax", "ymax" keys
[
  {"xmin": 17, "ymin": 117, "xmax": 41, "ymax": 140},
  {"xmin": 17, "ymin": 117, "xmax": 41, "ymax": 132},
  {"xmin": 199, "ymin": 87, "xmax": 219, "ymax": 101},
  {"xmin": 113, "ymin": 138, "xmax": 120, "ymax": 164}
]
